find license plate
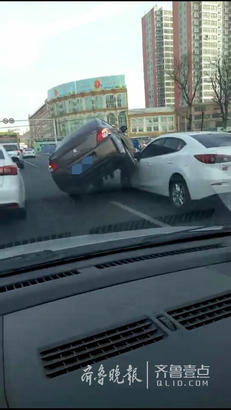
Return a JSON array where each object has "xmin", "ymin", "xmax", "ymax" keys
[{"xmin": 72, "ymin": 155, "xmax": 93, "ymax": 175}]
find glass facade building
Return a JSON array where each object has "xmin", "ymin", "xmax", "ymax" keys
[{"xmin": 46, "ymin": 75, "xmax": 128, "ymax": 137}]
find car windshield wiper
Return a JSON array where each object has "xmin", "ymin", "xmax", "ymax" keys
[{"xmin": 0, "ymin": 224, "xmax": 231, "ymax": 277}]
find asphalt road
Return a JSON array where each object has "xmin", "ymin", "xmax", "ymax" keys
[{"xmin": 0, "ymin": 152, "xmax": 231, "ymax": 248}]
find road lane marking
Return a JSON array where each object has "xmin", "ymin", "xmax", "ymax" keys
[
  {"xmin": 110, "ymin": 201, "xmax": 169, "ymax": 227},
  {"xmin": 24, "ymin": 160, "xmax": 39, "ymax": 168}
]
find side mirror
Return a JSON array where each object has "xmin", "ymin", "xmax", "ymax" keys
[
  {"xmin": 120, "ymin": 126, "xmax": 127, "ymax": 133},
  {"xmin": 11, "ymin": 156, "xmax": 18, "ymax": 163},
  {"xmin": 134, "ymin": 151, "xmax": 141, "ymax": 160}
]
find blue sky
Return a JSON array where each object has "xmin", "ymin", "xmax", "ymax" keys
[{"xmin": 0, "ymin": 1, "xmax": 171, "ymax": 133}]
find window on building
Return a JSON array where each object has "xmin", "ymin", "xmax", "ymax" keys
[
  {"xmin": 94, "ymin": 95, "xmax": 104, "ymax": 110},
  {"xmin": 107, "ymin": 113, "xmax": 117, "ymax": 126},
  {"xmin": 84, "ymin": 96, "xmax": 93, "ymax": 111},
  {"xmin": 118, "ymin": 111, "xmax": 127, "ymax": 127},
  {"xmin": 106, "ymin": 94, "xmax": 116, "ymax": 108}
]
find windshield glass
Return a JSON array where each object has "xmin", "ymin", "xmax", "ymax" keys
[
  {"xmin": 1, "ymin": 0, "xmax": 231, "ymax": 267},
  {"xmin": 3, "ymin": 144, "xmax": 18, "ymax": 151},
  {"xmin": 191, "ymin": 133, "xmax": 231, "ymax": 148}
]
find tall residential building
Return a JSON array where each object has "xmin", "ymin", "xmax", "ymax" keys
[
  {"xmin": 173, "ymin": 1, "xmax": 231, "ymax": 109},
  {"xmin": 142, "ymin": 6, "xmax": 175, "ymax": 108}
]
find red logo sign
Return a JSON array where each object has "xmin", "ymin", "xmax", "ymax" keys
[
  {"xmin": 94, "ymin": 80, "xmax": 101, "ymax": 89},
  {"xmin": 54, "ymin": 88, "xmax": 58, "ymax": 97}
]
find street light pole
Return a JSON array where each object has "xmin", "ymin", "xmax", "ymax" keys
[{"xmin": 52, "ymin": 118, "xmax": 57, "ymax": 144}]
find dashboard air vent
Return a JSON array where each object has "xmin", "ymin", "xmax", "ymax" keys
[
  {"xmin": 0, "ymin": 232, "xmax": 72, "ymax": 250},
  {"xmin": 96, "ymin": 244, "xmax": 221, "ymax": 269},
  {"xmin": 167, "ymin": 292, "xmax": 231, "ymax": 330},
  {"xmin": 0, "ymin": 269, "xmax": 80, "ymax": 293},
  {"xmin": 40, "ymin": 317, "xmax": 166, "ymax": 378}
]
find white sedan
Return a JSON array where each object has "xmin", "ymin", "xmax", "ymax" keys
[
  {"xmin": 23, "ymin": 148, "xmax": 36, "ymax": 158},
  {"xmin": 0, "ymin": 144, "xmax": 26, "ymax": 217},
  {"xmin": 130, "ymin": 131, "xmax": 231, "ymax": 209}
]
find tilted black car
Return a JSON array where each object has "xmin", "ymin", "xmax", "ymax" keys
[{"xmin": 49, "ymin": 118, "xmax": 136, "ymax": 195}]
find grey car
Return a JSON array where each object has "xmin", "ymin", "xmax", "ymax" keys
[{"xmin": 49, "ymin": 118, "xmax": 136, "ymax": 195}]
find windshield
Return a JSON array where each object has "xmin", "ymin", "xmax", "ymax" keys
[
  {"xmin": 191, "ymin": 133, "xmax": 231, "ymax": 148},
  {"xmin": 1, "ymin": 0, "xmax": 231, "ymax": 266},
  {"xmin": 3, "ymin": 144, "xmax": 18, "ymax": 151}
]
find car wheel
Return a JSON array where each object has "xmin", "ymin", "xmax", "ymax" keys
[
  {"xmin": 93, "ymin": 177, "xmax": 104, "ymax": 190},
  {"xmin": 69, "ymin": 193, "xmax": 82, "ymax": 200},
  {"xmin": 17, "ymin": 160, "xmax": 24, "ymax": 169},
  {"xmin": 169, "ymin": 177, "xmax": 191, "ymax": 210}
]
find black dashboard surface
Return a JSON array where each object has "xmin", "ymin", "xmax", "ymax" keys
[{"xmin": 1, "ymin": 235, "xmax": 231, "ymax": 408}]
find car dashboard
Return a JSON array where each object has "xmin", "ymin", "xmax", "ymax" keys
[{"xmin": 0, "ymin": 235, "xmax": 231, "ymax": 408}]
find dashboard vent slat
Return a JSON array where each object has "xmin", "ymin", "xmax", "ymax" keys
[
  {"xmin": 167, "ymin": 292, "xmax": 231, "ymax": 330},
  {"xmin": 95, "ymin": 244, "xmax": 222, "ymax": 269},
  {"xmin": 0, "ymin": 232, "xmax": 72, "ymax": 250},
  {"xmin": 40, "ymin": 318, "xmax": 166, "ymax": 378},
  {"xmin": 0, "ymin": 270, "xmax": 80, "ymax": 294}
]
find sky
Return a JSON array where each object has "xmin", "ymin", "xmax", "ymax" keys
[{"xmin": 0, "ymin": 1, "xmax": 172, "ymax": 133}]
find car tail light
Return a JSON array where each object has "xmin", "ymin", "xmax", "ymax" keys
[
  {"xmin": 0, "ymin": 165, "xmax": 18, "ymax": 175},
  {"xmin": 17, "ymin": 150, "xmax": 21, "ymax": 154},
  {"xmin": 96, "ymin": 128, "xmax": 111, "ymax": 143},
  {"xmin": 49, "ymin": 162, "xmax": 58, "ymax": 172},
  {"xmin": 194, "ymin": 154, "xmax": 231, "ymax": 164}
]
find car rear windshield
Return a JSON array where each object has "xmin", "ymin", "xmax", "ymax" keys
[
  {"xmin": 191, "ymin": 133, "xmax": 231, "ymax": 148},
  {"xmin": 0, "ymin": 150, "xmax": 4, "ymax": 159},
  {"xmin": 3, "ymin": 144, "xmax": 18, "ymax": 151}
]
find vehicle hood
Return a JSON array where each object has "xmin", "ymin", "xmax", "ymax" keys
[{"xmin": 0, "ymin": 225, "xmax": 201, "ymax": 261}]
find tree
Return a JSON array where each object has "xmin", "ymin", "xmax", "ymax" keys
[
  {"xmin": 166, "ymin": 54, "xmax": 202, "ymax": 131},
  {"xmin": 209, "ymin": 58, "xmax": 231, "ymax": 130}
]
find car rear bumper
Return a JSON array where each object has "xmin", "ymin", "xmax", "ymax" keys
[
  {"xmin": 0, "ymin": 189, "xmax": 24, "ymax": 209},
  {"xmin": 51, "ymin": 153, "xmax": 126, "ymax": 194},
  {"xmin": 189, "ymin": 177, "xmax": 231, "ymax": 200},
  {"xmin": 0, "ymin": 175, "xmax": 25, "ymax": 209}
]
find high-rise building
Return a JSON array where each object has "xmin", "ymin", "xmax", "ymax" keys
[
  {"xmin": 142, "ymin": 6, "xmax": 175, "ymax": 108},
  {"xmin": 173, "ymin": 1, "xmax": 231, "ymax": 109}
]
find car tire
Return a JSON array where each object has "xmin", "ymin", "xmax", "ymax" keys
[
  {"xmin": 69, "ymin": 193, "xmax": 83, "ymax": 200},
  {"xmin": 93, "ymin": 177, "xmax": 104, "ymax": 191},
  {"xmin": 17, "ymin": 160, "xmax": 24, "ymax": 169},
  {"xmin": 169, "ymin": 176, "xmax": 191, "ymax": 211}
]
